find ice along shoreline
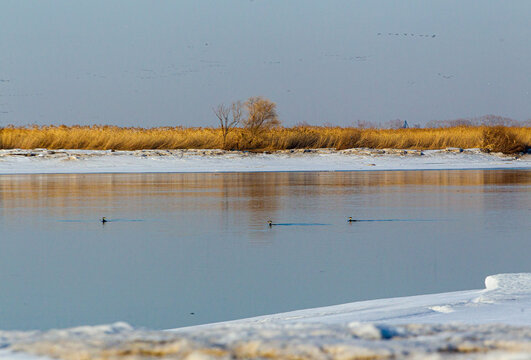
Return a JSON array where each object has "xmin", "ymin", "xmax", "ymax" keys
[
  {"xmin": 0, "ymin": 147, "xmax": 530, "ymax": 174},
  {"xmin": 1, "ymin": 274, "xmax": 531, "ymax": 359}
]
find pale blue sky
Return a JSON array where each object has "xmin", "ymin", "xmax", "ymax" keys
[{"xmin": 1, "ymin": 1, "xmax": 529, "ymax": 127}]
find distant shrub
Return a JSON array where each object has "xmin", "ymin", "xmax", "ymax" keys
[
  {"xmin": 242, "ymin": 97, "xmax": 280, "ymax": 140},
  {"xmin": 482, "ymin": 126, "xmax": 526, "ymax": 154},
  {"xmin": 427, "ymin": 115, "xmax": 523, "ymax": 128}
]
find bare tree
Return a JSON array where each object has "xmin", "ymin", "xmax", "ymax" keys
[
  {"xmin": 477, "ymin": 114, "xmax": 519, "ymax": 127},
  {"xmin": 384, "ymin": 119, "xmax": 405, "ymax": 129},
  {"xmin": 242, "ymin": 97, "xmax": 280, "ymax": 139},
  {"xmin": 426, "ymin": 118, "xmax": 474, "ymax": 128},
  {"xmin": 213, "ymin": 101, "xmax": 242, "ymax": 149}
]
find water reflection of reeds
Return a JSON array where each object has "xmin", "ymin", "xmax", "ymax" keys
[{"xmin": 0, "ymin": 170, "xmax": 529, "ymax": 219}]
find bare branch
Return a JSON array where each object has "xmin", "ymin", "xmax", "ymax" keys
[{"xmin": 213, "ymin": 101, "xmax": 242, "ymax": 149}]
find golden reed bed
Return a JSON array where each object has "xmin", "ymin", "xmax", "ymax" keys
[{"xmin": 0, "ymin": 125, "xmax": 529, "ymax": 154}]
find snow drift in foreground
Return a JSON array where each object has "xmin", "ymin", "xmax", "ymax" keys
[
  {"xmin": 2, "ymin": 274, "xmax": 531, "ymax": 359},
  {"xmin": 0, "ymin": 148, "xmax": 529, "ymax": 174}
]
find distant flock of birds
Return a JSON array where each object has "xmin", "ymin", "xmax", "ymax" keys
[{"xmin": 378, "ymin": 33, "xmax": 436, "ymax": 37}]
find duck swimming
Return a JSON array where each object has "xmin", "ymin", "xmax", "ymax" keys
[
  {"xmin": 101, "ymin": 217, "xmax": 108, "ymax": 223},
  {"xmin": 268, "ymin": 220, "xmax": 273, "ymax": 227},
  {"xmin": 348, "ymin": 217, "xmax": 357, "ymax": 222}
]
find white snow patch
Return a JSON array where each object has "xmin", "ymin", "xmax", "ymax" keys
[
  {"xmin": 0, "ymin": 148, "xmax": 529, "ymax": 174},
  {"xmin": 485, "ymin": 273, "xmax": 531, "ymax": 294},
  {"xmin": 0, "ymin": 351, "xmax": 48, "ymax": 360},
  {"xmin": 428, "ymin": 305, "xmax": 455, "ymax": 313},
  {"xmin": 476, "ymin": 273, "xmax": 531, "ymax": 304}
]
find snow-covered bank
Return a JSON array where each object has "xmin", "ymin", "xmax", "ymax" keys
[
  {"xmin": 2, "ymin": 274, "xmax": 531, "ymax": 359},
  {"xmin": 181, "ymin": 273, "xmax": 531, "ymax": 328},
  {"xmin": 0, "ymin": 148, "xmax": 530, "ymax": 174}
]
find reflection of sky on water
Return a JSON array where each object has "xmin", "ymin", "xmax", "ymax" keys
[{"xmin": 0, "ymin": 170, "xmax": 529, "ymax": 330}]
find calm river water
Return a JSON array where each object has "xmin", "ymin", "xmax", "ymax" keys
[{"xmin": 0, "ymin": 170, "xmax": 530, "ymax": 330}]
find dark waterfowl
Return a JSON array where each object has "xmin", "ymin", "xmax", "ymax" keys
[
  {"xmin": 268, "ymin": 220, "xmax": 273, "ymax": 227},
  {"xmin": 101, "ymin": 217, "xmax": 108, "ymax": 224},
  {"xmin": 348, "ymin": 217, "xmax": 357, "ymax": 222}
]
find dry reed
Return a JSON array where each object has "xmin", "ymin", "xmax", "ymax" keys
[{"xmin": 0, "ymin": 125, "xmax": 529, "ymax": 154}]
